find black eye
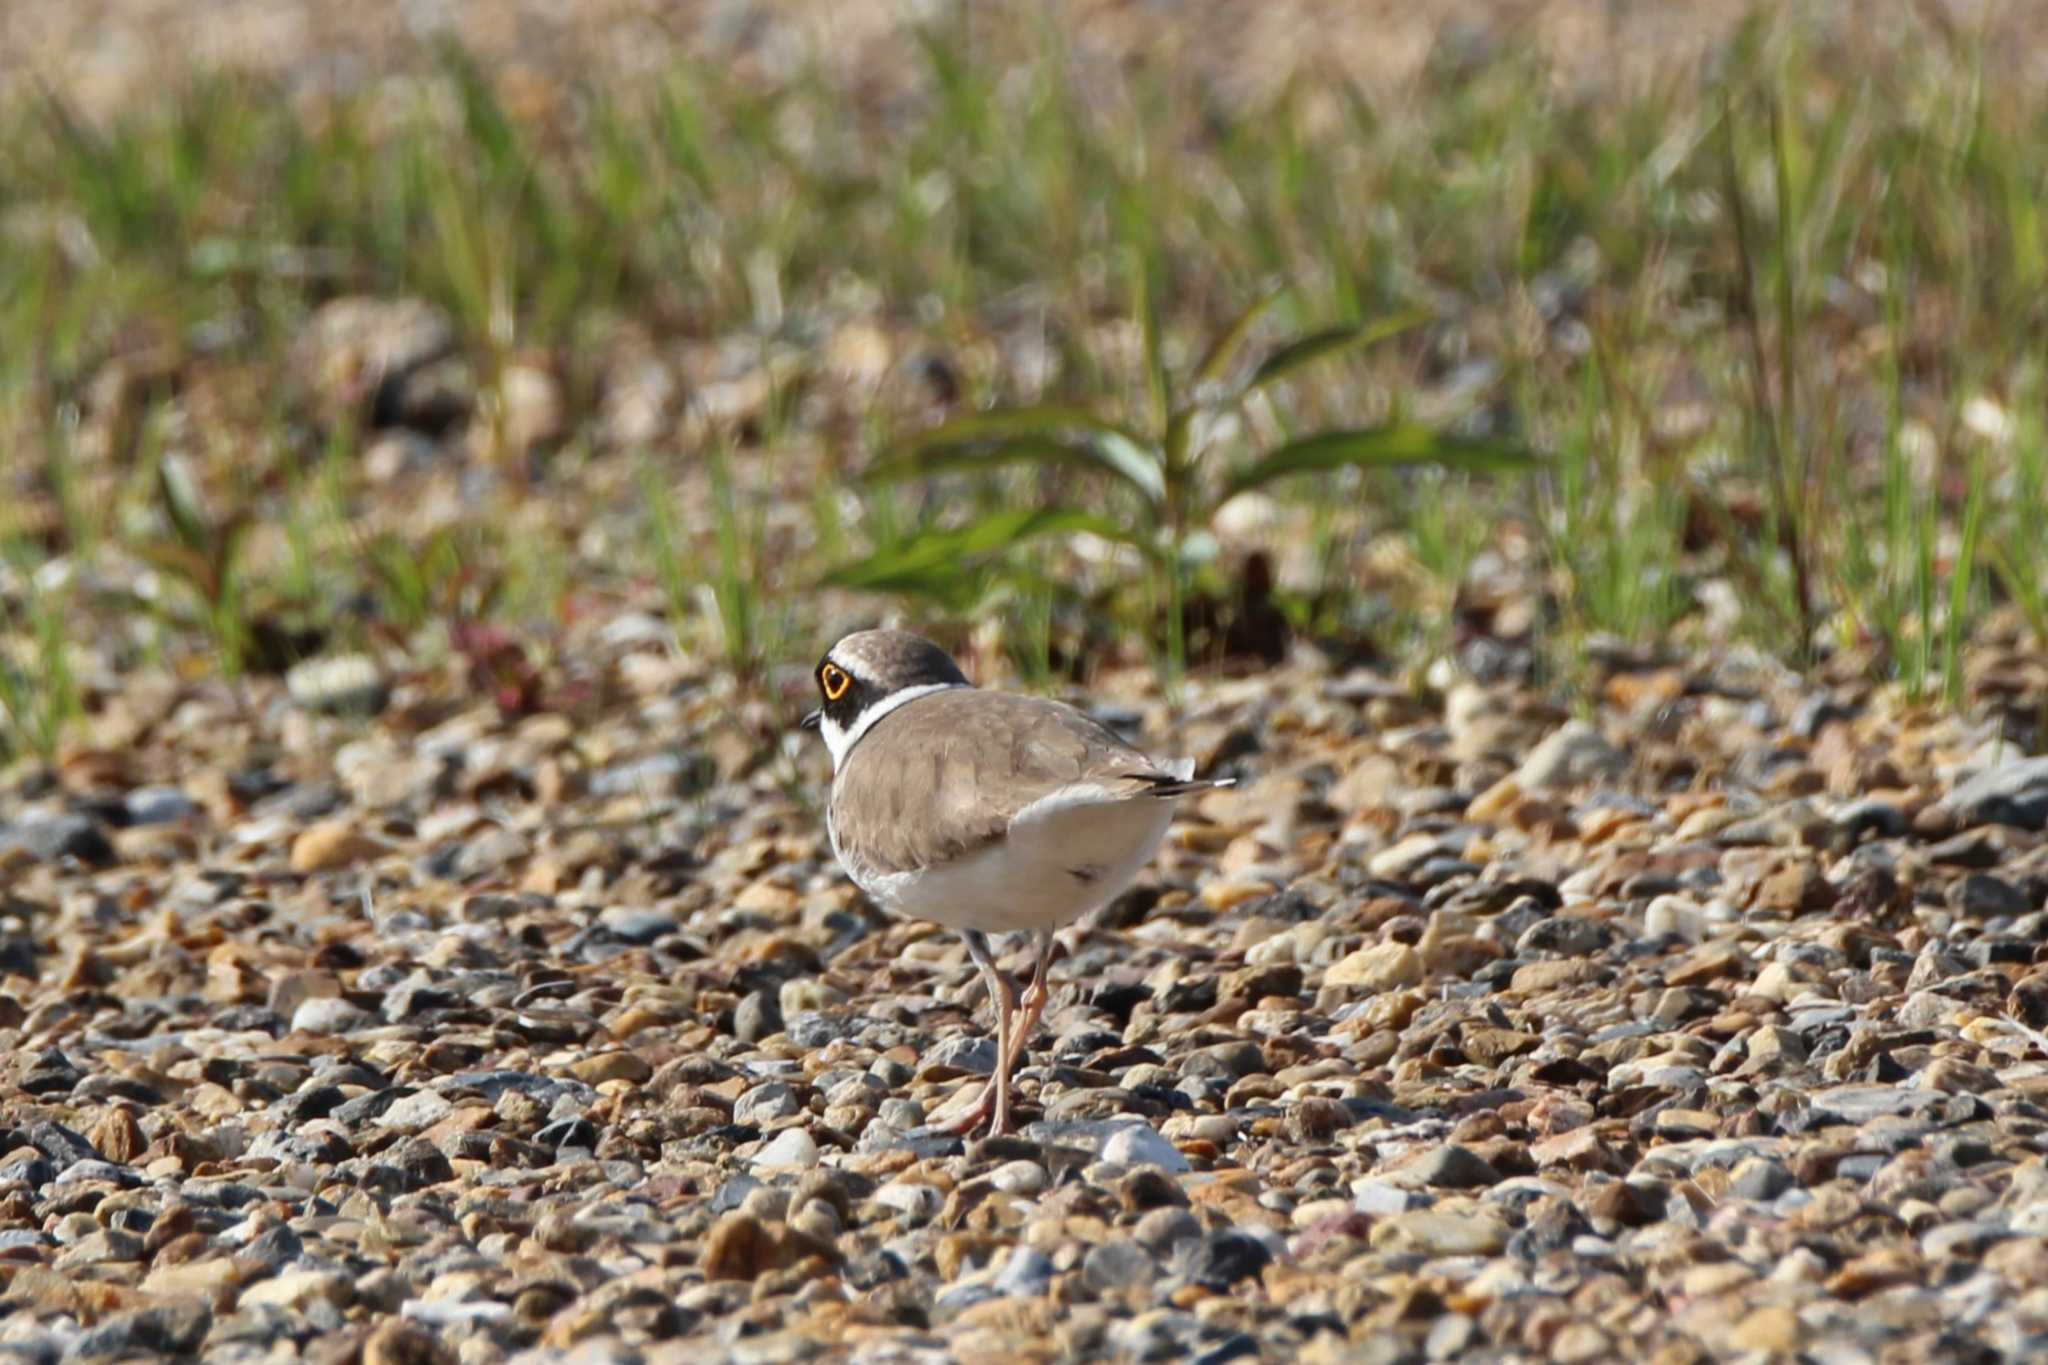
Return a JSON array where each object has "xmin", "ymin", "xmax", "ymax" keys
[{"xmin": 820, "ymin": 664, "xmax": 851, "ymax": 701}]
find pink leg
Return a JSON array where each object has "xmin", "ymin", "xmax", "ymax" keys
[
  {"xmin": 1003, "ymin": 930, "xmax": 1057, "ymax": 1076},
  {"xmin": 934, "ymin": 930, "xmax": 1016, "ymax": 1136}
]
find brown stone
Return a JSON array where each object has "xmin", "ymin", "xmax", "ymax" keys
[
  {"xmin": 290, "ymin": 821, "xmax": 394, "ymax": 874},
  {"xmin": 363, "ymin": 1320, "xmax": 455, "ymax": 1365},
  {"xmin": 1664, "ymin": 942, "xmax": 1749, "ymax": 988},
  {"xmin": 90, "ymin": 1107, "xmax": 146, "ymax": 1165}
]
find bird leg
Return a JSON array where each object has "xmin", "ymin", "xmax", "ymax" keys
[
  {"xmin": 1003, "ymin": 929, "xmax": 1057, "ymax": 1077},
  {"xmin": 936, "ymin": 930, "xmax": 1017, "ymax": 1136}
]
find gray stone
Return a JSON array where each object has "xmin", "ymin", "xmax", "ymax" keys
[
  {"xmin": 1134, "ymin": 1206, "xmax": 1205, "ymax": 1254},
  {"xmin": 1082, "ymin": 1239, "xmax": 1156, "ymax": 1292},
  {"xmin": 378, "ymin": 1091, "xmax": 454, "ymax": 1133},
  {"xmin": 1411, "ymin": 1144, "xmax": 1503, "ymax": 1189},
  {"xmin": 1950, "ymin": 873, "xmax": 2029, "ymax": 918},
  {"xmin": 123, "ymin": 787, "xmax": 200, "ymax": 825},
  {"xmin": 1946, "ymin": 756, "xmax": 2048, "ymax": 831},
  {"xmin": 1516, "ymin": 915, "xmax": 1609, "ymax": 958},
  {"xmin": 923, "ymin": 1035, "xmax": 999, "ymax": 1075},
  {"xmin": 733, "ymin": 990, "xmax": 783, "ymax": 1044},
  {"xmin": 733, "ymin": 1082, "xmax": 802, "ymax": 1127},
  {"xmin": 1514, "ymin": 721, "xmax": 1628, "ymax": 790},
  {"xmin": 1730, "ymin": 1157, "xmax": 1794, "ymax": 1201},
  {"xmin": 0, "ymin": 814, "xmax": 114, "ymax": 866},
  {"xmin": 589, "ymin": 752, "xmax": 690, "ymax": 799},
  {"xmin": 1833, "ymin": 799, "xmax": 1906, "ymax": 842},
  {"xmin": 598, "ymin": 906, "xmax": 679, "ymax": 944},
  {"xmin": 993, "ymin": 1245, "xmax": 1055, "ymax": 1297}
]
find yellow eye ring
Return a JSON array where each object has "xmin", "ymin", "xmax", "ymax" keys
[{"xmin": 820, "ymin": 664, "xmax": 851, "ymax": 701}]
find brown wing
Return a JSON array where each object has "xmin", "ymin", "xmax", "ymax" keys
[{"xmin": 829, "ymin": 689, "xmax": 1173, "ymax": 877}]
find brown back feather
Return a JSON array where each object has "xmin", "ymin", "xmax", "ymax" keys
[{"xmin": 829, "ymin": 689, "xmax": 1172, "ymax": 877}]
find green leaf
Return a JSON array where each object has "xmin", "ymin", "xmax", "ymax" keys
[
  {"xmin": 156, "ymin": 457, "xmax": 211, "ymax": 551},
  {"xmin": 825, "ymin": 508, "xmax": 1141, "ymax": 599},
  {"xmin": 1130, "ymin": 244, "xmax": 1170, "ymax": 439},
  {"xmin": 1243, "ymin": 310, "xmax": 1429, "ymax": 396},
  {"xmin": 872, "ymin": 406, "xmax": 1165, "ymax": 504},
  {"xmin": 1192, "ymin": 286, "xmax": 1282, "ymax": 390},
  {"xmin": 1991, "ymin": 543, "xmax": 2048, "ymax": 650},
  {"xmin": 1222, "ymin": 424, "xmax": 1542, "ymax": 502}
]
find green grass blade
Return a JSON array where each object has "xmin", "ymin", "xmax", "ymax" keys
[
  {"xmin": 1942, "ymin": 453, "xmax": 1988, "ymax": 707},
  {"xmin": 1242, "ymin": 310, "xmax": 1429, "ymax": 396},
  {"xmin": 825, "ymin": 508, "xmax": 1140, "ymax": 596},
  {"xmin": 865, "ymin": 435, "xmax": 1165, "ymax": 505},
  {"xmin": 875, "ymin": 406, "xmax": 1165, "ymax": 503},
  {"xmin": 1991, "ymin": 543, "xmax": 2048, "ymax": 651},
  {"xmin": 1130, "ymin": 243, "xmax": 1170, "ymax": 439},
  {"xmin": 1192, "ymin": 286, "xmax": 1281, "ymax": 390},
  {"xmin": 1223, "ymin": 424, "xmax": 1542, "ymax": 502}
]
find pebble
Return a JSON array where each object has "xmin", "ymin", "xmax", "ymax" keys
[
  {"xmin": 1944, "ymin": 756, "xmax": 2048, "ymax": 830},
  {"xmin": 292, "ymin": 997, "xmax": 370, "ymax": 1035},
  {"xmin": 751, "ymin": 1127, "xmax": 820, "ymax": 1169},
  {"xmin": 1514, "ymin": 720, "xmax": 1628, "ymax": 789},
  {"xmin": 286, "ymin": 654, "xmax": 390, "ymax": 716},
  {"xmin": 1409, "ymin": 1145, "xmax": 1503, "ymax": 1189},
  {"xmin": 1100, "ymin": 1123, "xmax": 1192, "ymax": 1173}
]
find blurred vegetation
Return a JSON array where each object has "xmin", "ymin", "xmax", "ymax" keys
[{"xmin": 1, "ymin": 4, "xmax": 2045, "ymax": 760}]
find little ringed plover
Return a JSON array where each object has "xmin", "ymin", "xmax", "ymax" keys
[{"xmin": 802, "ymin": 628, "xmax": 1230, "ymax": 1136}]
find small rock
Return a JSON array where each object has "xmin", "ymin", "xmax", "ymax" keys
[
  {"xmin": 239, "ymin": 1268, "xmax": 353, "ymax": 1312},
  {"xmin": 1371, "ymin": 1211, "xmax": 1506, "ymax": 1256},
  {"xmin": 1514, "ymin": 721, "xmax": 1627, "ymax": 790},
  {"xmin": 1950, "ymin": 873, "xmax": 2029, "ymax": 918},
  {"xmin": 701, "ymin": 1213, "xmax": 775, "ymax": 1281},
  {"xmin": 1409, "ymin": 1145, "xmax": 1502, "ymax": 1189},
  {"xmin": 1730, "ymin": 1157, "xmax": 1795, "ymax": 1201},
  {"xmin": 994, "ymin": 1245, "xmax": 1055, "ymax": 1297},
  {"xmin": 1665, "ymin": 941, "xmax": 1748, "ymax": 987},
  {"xmin": 1186, "ymin": 1230, "xmax": 1273, "ymax": 1289},
  {"xmin": 290, "ymin": 821, "xmax": 394, "ymax": 874},
  {"xmin": 752, "ymin": 1127, "xmax": 819, "ymax": 1169},
  {"xmin": 1083, "ymin": 1240, "xmax": 1156, "ymax": 1292},
  {"xmin": 1729, "ymin": 1305, "xmax": 1802, "ymax": 1353},
  {"xmin": 362, "ymin": 1320, "xmax": 453, "ymax": 1365},
  {"xmin": 923, "ymin": 1035, "xmax": 999, "ymax": 1075},
  {"xmin": 292, "ymin": 997, "xmax": 369, "ymax": 1035},
  {"xmin": 1368, "ymin": 833, "xmax": 1446, "ymax": 881},
  {"xmin": 0, "ymin": 814, "xmax": 115, "ymax": 866},
  {"xmin": 1134, "ymin": 1207, "xmax": 1205, "ymax": 1254},
  {"xmin": 1324, "ymin": 941, "xmax": 1424, "ymax": 991},
  {"xmin": 734, "ymin": 990, "xmax": 783, "ymax": 1043},
  {"xmin": 1945, "ymin": 756, "xmax": 2048, "ymax": 831},
  {"xmin": 734, "ymin": 1082, "xmax": 803, "ymax": 1127},
  {"xmin": 286, "ymin": 654, "xmax": 389, "ymax": 716},
  {"xmin": 378, "ymin": 1091, "xmax": 454, "ymax": 1134},
  {"xmin": 1516, "ymin": 916, "xmax": 1607, "ymax": 958},
  {"xmin": 568, "ymin": 1051, "xmax": 652, "ymax": 1085},
  {"xmin": 1101, "ymin": 1123, "xmax": 1191, "ymax": 1174},
  {"xmin": 123, "ymin": 786, "xmax": 200, "ymax": 825}
]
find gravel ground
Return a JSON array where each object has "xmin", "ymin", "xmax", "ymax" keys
[
  {"xmin": 7, "ymin": 4, "xmax": 2048, "ymax": 1361},
  {"xmin": 5, "ymin": 605, "xmax": 2048, "ymax": 1362}
]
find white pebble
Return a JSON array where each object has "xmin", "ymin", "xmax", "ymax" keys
[
  {"xmin": 1100, "ymin": 1122, "xmax": 1190, "ymax": 1174},
  {"xmin": 749, "ymin": 1127, "xmax": 818, "ymax": 1170}
]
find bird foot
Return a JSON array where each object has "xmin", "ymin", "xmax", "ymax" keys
[{"xmin": 931, "ymin": 1080, "xmax": 1008, "ymax": 1137}]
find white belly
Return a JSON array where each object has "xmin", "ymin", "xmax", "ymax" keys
[{"xmin": 834, "ymin": 793, "xmax": 1177, "ymax": 935}]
